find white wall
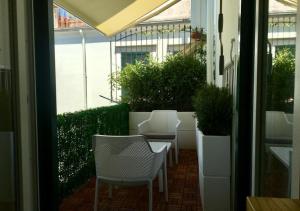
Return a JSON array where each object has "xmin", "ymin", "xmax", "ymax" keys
[
  {"xmin": 207, "ymin": 0, "xmax": 239, "ymax": 87},
  {"xmin": 55, "ymin": 28, "xmax": 191, "ymax": 114},
  {"xmin": 55, "ymin": 30, "xmax": 114, "ymax": 114},
  {"xmin": 222, "ymin": 0, "xmax": 239, "ymax": 67},
  {"xmin": 86, "ymin": 41, "xmax": 112, "ymax": 109},
  {"xmin": 206, "ymin": 0, "xmax": 215, "ymax": 84},
  {"xmin": 129, "ymin": 112, "xmax": 196, "ymax": 149},
  {"xmin": 191, "ymin": 0, "xmax": 207, "ymax": 29},
  {"xmin": 55, "ymin": 42, "xmax": 85, "ymax": 113}
]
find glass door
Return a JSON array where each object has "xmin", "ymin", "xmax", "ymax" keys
[
  {"xmin": 0, "ymin": 0, "xmax": 18, "ymax": 210},
  {"xmin": 256, "ymin": 0, "xmax": 297, "ymax": 197}
]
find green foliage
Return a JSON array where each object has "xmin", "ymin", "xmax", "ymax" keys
[
  {"xmin": 193, "ymin": 85, "xmax": 233, "ymax": 135},
  {"xmin": 57, "ymin": 104, "xmax": 129, "ymax": 200},
  {"xmin": 113, "ymin": 52, "xmax": 206, "ymax": 111},
  {"xmin": 268, "ymin": 48, "xmax": 295, "ymax": 113}
]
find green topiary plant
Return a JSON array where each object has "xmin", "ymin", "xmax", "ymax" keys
[{"xmin": 193, "ymin": 85, "xmax": 233, "ymax": 136}]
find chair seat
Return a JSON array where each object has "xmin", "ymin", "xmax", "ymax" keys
[
  {"xmin": 99, "ymin": 156, "xmax": 158, "ymax": 181},
  {"xmin": 141, "ymin": 132, "xmax": 175, "ymax": 140},
  {"xmin": 265, "ymin": 137, "xmax": 292, "ymax": 145}
]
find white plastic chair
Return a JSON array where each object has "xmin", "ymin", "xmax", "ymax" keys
[
  {"xmin": 138, "ymin": 110, "xmax": 181, "ymax": 164},
  {"xmin": 92, "ymin": 135, "xmax": 168, "ymax": 211},
  {"xmin": 265, "ymin": 111, "xmax": 293, "ymax": 144}
]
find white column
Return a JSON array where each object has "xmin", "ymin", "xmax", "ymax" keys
[
  {"xmin": 206, "ymin": 0, "xmax": 215, "ymax": 84},
  {"xmin": 191, "ymin": 0, "xmax": 207, "ymax": 30},
  {"xmin": 291, "ymin": 1, "xmax": 300, "ymax": 198},
  {"xmin": 191, "ymin": 0, "xmax": 200, "ymax": 28},
  {"xmin": 191, "ymin": 0, "xmax": 212, "ymax": 83},
  {"xmin": 200, "ymin": 0, "xmax": 208, "ymax": 30}
]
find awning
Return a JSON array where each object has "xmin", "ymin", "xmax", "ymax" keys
[
  {"xmin": 276, "ymin": 0, "xmax": 297, "ymax": 8},
  {"xmin": 54, "ymin": 0, "xmax": 180, "ymax": 37}
]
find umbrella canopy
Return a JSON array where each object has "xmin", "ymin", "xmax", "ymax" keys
[
  {"xmin": 275, "ymin": 0, "xmax": 297, "ymax": 8},
  {"xmin": 54, "ymin": 0, "xmax": 180, "ymax": 37}
]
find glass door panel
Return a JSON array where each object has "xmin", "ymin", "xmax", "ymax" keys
[
  {"xmin": 0, "ymin": 0, "xmax": 17, "ymax": 210},
  {"xmin": 259, "ymin": 0, "xmax": 297, "ymax": 197}
]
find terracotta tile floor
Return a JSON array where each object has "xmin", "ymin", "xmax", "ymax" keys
[{"xmin": 60, "ymin": 149, "xmax": 202, "ymax": 211}]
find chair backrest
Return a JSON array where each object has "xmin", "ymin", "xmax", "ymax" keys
[
  {"xmin": 265, "ymin": 111, "xmax": 293, "ymax": 139},
  {"xmin": 148, "ymin": 110, "xmax": 179, "ymax": 133},
  {"xmin": 93, "ymin": 135, "xmax": 159, "ymax": 180}
]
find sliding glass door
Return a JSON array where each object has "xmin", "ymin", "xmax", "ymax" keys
[
  {"xmin": 254, "ymin": 0, "xmax": 299, "ymax": 198},
  {"xmin": 0, "ymin": 0, "xmax": 19, "ymax": 210}
]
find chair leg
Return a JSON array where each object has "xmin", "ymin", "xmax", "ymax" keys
[
  {"xmin": 163, "ymin": 159, "xmax": 168, "ymax": 202},
  {"xmin": 158, "ymin": 169, "xmax": 163, "ymax": 192},
  {"xmin": 148, "ymin": 181, "xmax": 153, "ymax": 211},
  {"xmin": 169, "ymin": 148, "xmax": 173, "ymax": 167},
  {"xmin": 175, "ymin": 140, "xmax": 179, "ymax": 164},
  {"xmin": 94, "ymin": 178, "xmax": 100, "ymax": 211},
  {"xmin": 108, "ymin": 184, "xmax": 112, "ymax": 198}
]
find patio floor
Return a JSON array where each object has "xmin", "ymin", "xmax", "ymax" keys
[{"xmin": 59, "ymin": 149, "xmax": 202, "ymax": 211}]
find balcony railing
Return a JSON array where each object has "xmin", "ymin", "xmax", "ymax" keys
[{"xmin": 268, "ymin": 13, "xmax": 296, "ymax": 48}]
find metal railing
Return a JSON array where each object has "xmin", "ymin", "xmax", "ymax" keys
[
  {"xmin": 109, "ymin": 21, "xmax": 205, "ymax": 101},
  {"xmin": 111, "ymin": 21, "xmax": 193, "ymax": 64},
  {"xmin": 268, "ymin": 13, "xmax": 296, "ymax": 49}
]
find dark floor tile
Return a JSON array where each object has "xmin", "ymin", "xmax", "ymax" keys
[{"xmin": 60, "ymin": 150, "xmax": 202, "ymax": 211}]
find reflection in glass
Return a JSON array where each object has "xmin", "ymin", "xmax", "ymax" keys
[
  {"xmin": 0, "ymin": 0, "xmax": 16, "ymax": 210},
  {"xmin": 260, "ymin": 1, "xmax": 296, "ymax": 197}
]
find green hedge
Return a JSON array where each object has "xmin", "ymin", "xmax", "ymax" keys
[
  {"xmin": 113, "ymin": 52, "xmax": 206, "ymax": 111},
  {"xmin": 57, "ymin": 104, "xmax": 129, "ymax": 199}
]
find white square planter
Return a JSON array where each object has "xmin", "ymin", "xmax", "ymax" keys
[
  {"xmin": 199, "ymin": 170, "xmax": 230, "ymax": 211},
  {"xmin": 196, "ymin": 127, "xmax": 231, "ymax": 176},
  {"xmin": 195, "ymin": 119, "xmax": 231, "ymax": 211},
  {"xmin": 196, "ymin": 118, "xmax": 231, "ymax": 211}
]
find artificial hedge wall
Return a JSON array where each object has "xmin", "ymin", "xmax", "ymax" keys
[{"xmin": 57, "ymin": 104, "xmax": 129, "ymax": 200}]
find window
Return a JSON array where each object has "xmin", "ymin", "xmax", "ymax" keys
[
  {"xmin": 121, "ymin": 52, "xmax": 149, "ymax": 69},
  {"xmin": 120, "ymin": 52, "xmax": 149, "ymax": 97}
]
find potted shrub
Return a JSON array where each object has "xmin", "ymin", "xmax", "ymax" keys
[
  {"xmin": 191, "ymin": 27, "xmax": 207, "ymax": 42},
  {"xmin": 191, "ymin": 27, "xmax": 202, "ymax": 40},
  {"xmin": 193, "ymin": 84, "xmax": 233, "ymax": 211}
]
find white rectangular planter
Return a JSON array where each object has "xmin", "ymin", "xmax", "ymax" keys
[
  {"xmin": 196, "ymin": 127, "xmax": 231, "ymax": 176},
  {"xmin": 199, "ymin": 171, "xmax": 230, "ymax": 211},
  {"xmin": 195, "ymin": 119, "xmax": 231, "ymax": 211},
  {"xmin": 129, "ymin": 112, "xmax": 196, "ymax": 149}
]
